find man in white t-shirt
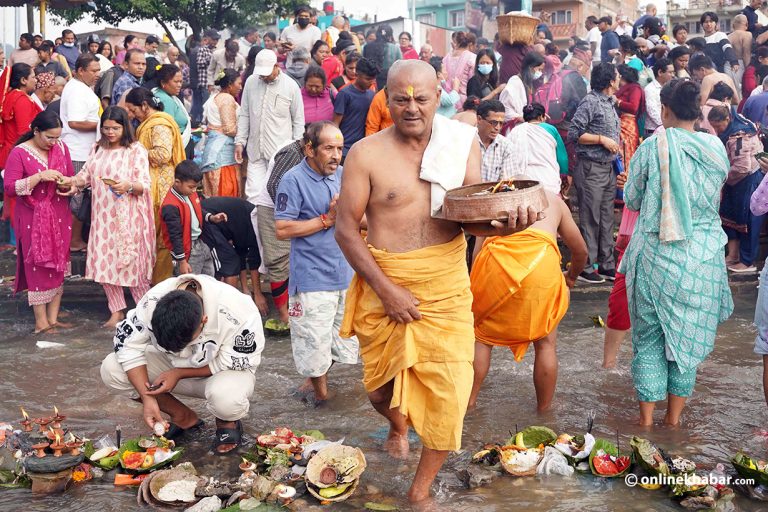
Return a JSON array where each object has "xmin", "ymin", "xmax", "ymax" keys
[
  {"xmin": 585, "ymin": 16, "xmax": 602, "ymax": 64},
  {"xmin": 60, "ymin": 52, "xmax": 101, "ymax": 251},
  {"xmin": 279, "ymin": 5, "xmax": 321, "ymax": 68}
]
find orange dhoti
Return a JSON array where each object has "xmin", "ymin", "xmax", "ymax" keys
[
  {"xmin": 202, "ymin": 164, "xmax": 241, "ymax": 198},
  {"xmin": 340, "ymin": 234, "xmax": 475, "ymax": 451},
  {"xmin": 471, "ymin": 228, "xmax": 569, "ymax": 361}
]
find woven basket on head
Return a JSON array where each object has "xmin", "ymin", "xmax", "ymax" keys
[{"xmin": 497, "ymin": 13, "xmax": 540, "ymax": 45}]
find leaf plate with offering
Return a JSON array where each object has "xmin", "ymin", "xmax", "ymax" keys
[
  {"xmin": 732, "ymin": 452, "xmax": 768, "ymax": 488},
  {"xmin": 117, "ymin": 436, "xmax": 184, "ymax": 474},
  {"xmin": 589, "ymin": 438, "xmax": 632, "ymax": 478},
  {"xmin": 83, "ymin": 440, "xmax": 120, "ymax": 471}
]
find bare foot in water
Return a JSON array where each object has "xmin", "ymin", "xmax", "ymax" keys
[
  {"xmin": 103, "ymin": 311, "xmax": 126, "ymax": 329},
  {"xmin": 297, "ymin": 378, "xmax": 313, "ymax": 393},
  {"xmin": 408, "ymin": 495, "xmax": 440, "ymax": 512},
  {"xmin": 384, "ymin": 430, "xmax": 409, "ymax": 460},
  {"xmin": 52, "ymin": 321, "xmax": 74, "ymax": 329}
]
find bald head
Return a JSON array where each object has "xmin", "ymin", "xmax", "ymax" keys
[
  {"xmin": 387, "ymin": 60, "xmax": 440, "ymax": 138},
  {"xmin": 388, "ymin": 59, "xmax": 439, "ymax": 90},
  {"xmin": 332, "ymin": 16, "xmax": 345, "ymax": 29}
]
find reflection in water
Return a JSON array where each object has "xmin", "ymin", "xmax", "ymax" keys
[{"xmin": 0, "ymin": 291, "xmax": 766, "ymax": 511}]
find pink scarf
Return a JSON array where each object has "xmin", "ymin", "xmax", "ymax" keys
[{"xmin": 26, "ymin": 143, "xmax": 68, "ymax": 272}]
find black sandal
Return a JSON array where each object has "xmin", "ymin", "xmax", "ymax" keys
[
  {"xmin": 213, "ymin": 420, "xmax": 243, "ymax": 455},
  {"xmin": 165, "ymin": 419, "xmax": 205, "ymax": 440}
]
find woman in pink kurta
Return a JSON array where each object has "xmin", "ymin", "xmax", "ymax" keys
[
  {"xmin": 442, "ymin": 31, "xmax": 477, "ymax": 109},
  {"xmin": 3, "ymin": 110, "xmax": 73, "ymax": 333},
  {"xmin": 63, "ymin": 107, "xmax": 155, "ymax": 328}
]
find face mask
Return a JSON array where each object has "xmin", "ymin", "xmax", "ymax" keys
[
  {"xmin": 63, "ymin": 42, "xmax": 74, "ymax": 48},
  {"xmin": 478, "ymin": 63, "xmax": 493, "ymax": 75},
  {"xmin": 532, "ymin": 70, "xmax": 543, "ymax": 80},
  {"xmin": 297, "ymin": 18, "xmax": 310, "ymax": 28}
]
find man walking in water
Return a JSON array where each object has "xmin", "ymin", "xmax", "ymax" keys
[{"xmin": 335, "ymin": 59, "xmax": 542, "ymax": 505}]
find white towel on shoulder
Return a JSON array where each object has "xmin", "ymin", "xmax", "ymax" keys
[{"xmin": 420, "ymin": 114, "xmax": 477, "ymax": 217}]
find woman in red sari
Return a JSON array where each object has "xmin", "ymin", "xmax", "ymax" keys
[
  {"xmin": 3, "ymin": 110, "xmax": 74, "ymax": 333},
  {"xmin": 615, "ymin": 64, "xmax": 645, "ymax": 167},
  {"xmin": 0, "ymin": 63, "xmax": 40, "ymax": 221}
]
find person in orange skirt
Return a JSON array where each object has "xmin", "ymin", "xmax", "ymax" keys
[
  {"xmin": 468, "ymin": 192, "xmax": 587, "ymax": 412},
  {"xmin": 201, "ymin": 69, "xmax": 242, "ymax": 197}
]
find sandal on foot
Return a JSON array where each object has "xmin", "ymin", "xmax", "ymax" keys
[
  {"xmin": 213, "ymin": 420, "xmax": 243, "ymax": 455},
  {"xmin": 165, "ymin": 419, "xmax": 204, "ymax": 440}
]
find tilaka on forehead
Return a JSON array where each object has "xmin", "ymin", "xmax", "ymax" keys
[
  {"xmin": 335, "ymin": 133, "xmax": 342, "ymax": 140},
  {"xmin": 406, "ymin": 85, "xmax": 414, "ymax": 97}
]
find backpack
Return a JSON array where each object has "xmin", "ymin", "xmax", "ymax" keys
[
  {"xmin": 532, "ymin": 69, "xmax": 574, "ymax": 124},
  {"xmin": 638, "ymin": 66, "xmax": 654, "ymax": 88}
]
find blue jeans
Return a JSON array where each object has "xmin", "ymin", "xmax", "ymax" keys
[{"xmin": 191, "ymin": 87, "xmax": 209, "ymax": 127}]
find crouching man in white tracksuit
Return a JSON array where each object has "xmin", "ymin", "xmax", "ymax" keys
[{"xmin": 101, "ymin": 274, "xmax": 264, "ymax": 455}]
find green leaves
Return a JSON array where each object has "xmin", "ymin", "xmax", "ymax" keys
[{"xmin": 51, "ymin": 0, "xmax": 297, "ymax": 38}]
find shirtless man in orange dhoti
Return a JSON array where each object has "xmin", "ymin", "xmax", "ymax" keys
[
  {"xmin": 335, "ymin": 59, "xmax": 543, "ymax": 506},
  {"xmin": 468, "ymin": 191, "xmax": 588, "ymax": 413}
]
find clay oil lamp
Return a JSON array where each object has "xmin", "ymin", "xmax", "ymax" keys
[
  {"xmin": 51, "ymin": 406, "xmax": 66, "ymax": 429},
  {"xmin": 66, "ymin": 433, "xmax": 83, "ymax": 456},
  {"xmin": 46, "ymin": 426, "xmax": 65, "ymax": 442},
  {"xmin": 50, "ymin": 433, "xmax": 66, "ymax": 457},
  {"xmin": 31, "ymin": 441, "xmax": 49, "ymax": 458},
  {"xmin": 239, "ymin": 458, "xmax": 257, "ymax": 473},
  {"xmin": 34, "ymin": 417, "xmax": 52, "ymax": 433},
  {"xmin": 20, "ymin": 407, "xmax": 32, "ymax": 432}
]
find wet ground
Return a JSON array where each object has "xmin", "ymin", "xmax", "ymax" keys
[{"xmin": 1, "ymin": 263, "xmax": 767, "ymax": 511}]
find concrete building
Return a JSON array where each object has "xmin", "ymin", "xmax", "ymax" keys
[
  {"xmin": 413, "ymin": 0, "xmax": 469, "ymax": 31},
  {"xmin": 533, "ymin": 0, "xmax": 639, "ymax": 43},
  {"xmin": 667, "ymin": 0, "xmax": 743, "ymax": 36}
]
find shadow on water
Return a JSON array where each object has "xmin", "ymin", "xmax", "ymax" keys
[{"xmin": 1, "ymin": 289, "xmax": 767, "ymax": 511}]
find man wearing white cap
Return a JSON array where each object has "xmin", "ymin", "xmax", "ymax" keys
[{"xmin": 235, "ymin": 49, "xmax": 305, "ymax": 206}]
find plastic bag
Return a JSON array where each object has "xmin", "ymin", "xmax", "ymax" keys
[{"xmin": 537, "ymin": 446, "xmax": 575, "ymax": 476}]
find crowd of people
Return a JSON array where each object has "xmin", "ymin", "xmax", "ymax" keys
[{"xmin": 4, "ymin": 2, "xmax": 768, "ymax": 505}]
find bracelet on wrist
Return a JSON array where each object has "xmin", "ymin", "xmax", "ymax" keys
[{"xmin": 320, "ymin": 214, "xmax": 328, "ymax": 229}]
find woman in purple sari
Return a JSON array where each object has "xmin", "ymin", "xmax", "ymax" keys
[{"xmin": 3, "ymin": 110, "xmax": 74, "ymax": 333}]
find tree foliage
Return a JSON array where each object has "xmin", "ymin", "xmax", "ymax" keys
[{"xmin": 52, "ymin": 0, "xmax": 298, "ymax": 46}]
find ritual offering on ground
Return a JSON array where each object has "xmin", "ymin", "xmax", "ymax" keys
[
  {"xmin": 553, "ymin": 432, "xmax": 596, "ymax": 472},
  {"xmin": 245, "ymin": 426, "xmax": 367, "ymax": 504},
  {"xmin": 589, "ymin": 438, "xmax": 632, "ymax": 478},
  {"xmin": 117, "ymin": 436, "xmax": 183, "ymax": 473},
  {"xmin": 441, "ymin": 179, "xmax": 549, "ymax": 223}
]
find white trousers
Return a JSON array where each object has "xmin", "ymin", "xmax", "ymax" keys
[{"xmin": 100, "ymin": 347, "xmax": 256, "ymax": 421}]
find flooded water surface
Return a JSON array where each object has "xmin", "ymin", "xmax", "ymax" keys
[{"xmin": 0, "ymin": 287, "xmax": 767, "ymax": 511}]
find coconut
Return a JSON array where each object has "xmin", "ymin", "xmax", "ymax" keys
[
  {"xmin": 305, "ymin": 444, "xmax": 366, "ymax": 503},
  {"xmin": 319, "ymin": 467, "xmax": 338, "ymax": 485}
]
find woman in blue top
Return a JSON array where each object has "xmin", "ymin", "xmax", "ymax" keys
[
  {"xmin": 620, "ymin": 79, "xmax": 733, "ymax": 427},
  {"xmin": 153, "ymin": 64, "xmax": 191, "ymax": 147},
  {"xmin": 428, "ymin": 57, "xmax": 460, "ymax": 118}
]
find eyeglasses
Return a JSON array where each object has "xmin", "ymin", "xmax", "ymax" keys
[{"xmin": 482, "ymin": 118, "xmax": 504, "ymax": 128}]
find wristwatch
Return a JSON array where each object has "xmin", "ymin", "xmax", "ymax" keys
[{"xmin": 127, "ymin": 182, "xmax": 134, "ymax": 194}]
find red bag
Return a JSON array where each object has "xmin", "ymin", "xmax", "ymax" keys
[{"xmin": 532, "ymin": 69, "xmax": 574, "ymax": 124}]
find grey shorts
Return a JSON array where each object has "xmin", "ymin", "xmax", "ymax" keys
[
  {"xmin": 174, "ymin": 238, "xmax": 214, "ymax": 277},
  {"xmin": 288, "ymin": 290, "xmax": 359, "ymax": 377}
]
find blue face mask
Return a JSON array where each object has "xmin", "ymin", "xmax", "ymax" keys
[{"xmin": 478, "ymin": 63, "xmax": 493, "ymax": 75}]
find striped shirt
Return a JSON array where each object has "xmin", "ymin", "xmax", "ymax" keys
[{"xmin": 478, "ymin": 134, "xmax": 516, "ymax": 183}]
